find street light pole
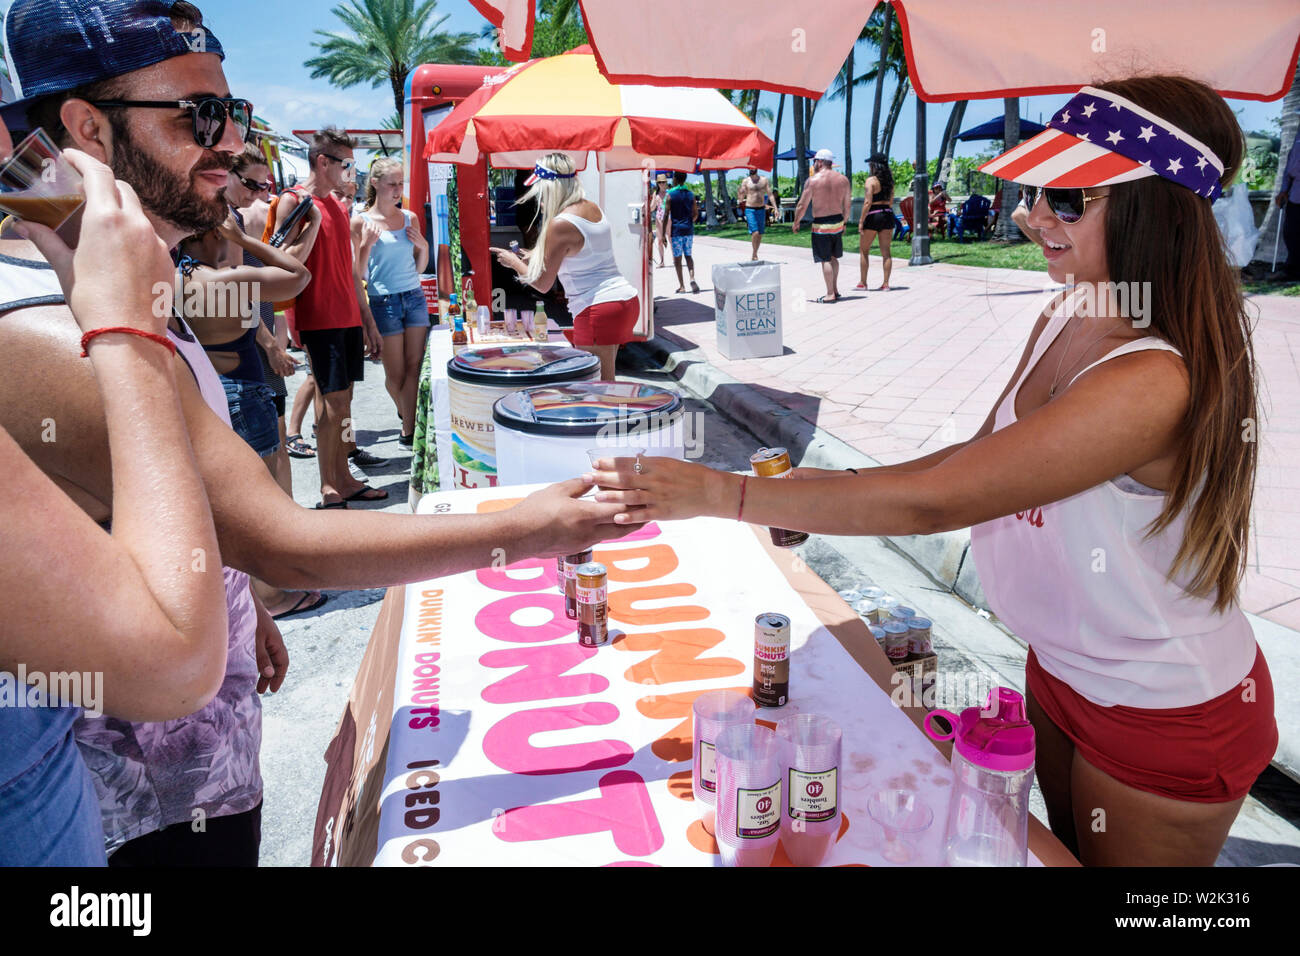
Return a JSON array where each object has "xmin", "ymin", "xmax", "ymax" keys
[{"xmin": 910, "ymin": 94, "xmax": 932, "ymax": 265}]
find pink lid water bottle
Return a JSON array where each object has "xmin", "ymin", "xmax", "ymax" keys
[{"xmin": 924, "ymin": 686, "xmax": 1035, "ymax": 866}]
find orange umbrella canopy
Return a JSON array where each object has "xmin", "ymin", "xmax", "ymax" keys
[{"xmin": 425, "ymin": 47, "xmax": 774, "ymax": 171}]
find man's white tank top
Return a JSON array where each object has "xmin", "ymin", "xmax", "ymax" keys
[
  {"xmin": 554, "ymin": 209, "xmax": 636, "ymax": 318},
  {"xmin": 969, "ymin": 289, "xmax": 1257, "ymax": 709}
]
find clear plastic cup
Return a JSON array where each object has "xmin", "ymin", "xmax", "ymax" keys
[
  {"xmin": 867, "ymin": 788, "xmax": 933, "ymax": 864},
  {"xmin": 715, "ymin": 723, "xmax": 786, "ymax": 867},
  {"xmin": 777, "ymin": 714, "xmax": 842, "ymax": 866},
  {"xmin": 0, "ymin": 129, "xmax": 85, "ymax": 233},
  {"xmin": 504, "ymin": 308, "xmax": 518, "ymax": 334},
  {"xmin": 477, "ymin": 305, "xmax": 490, "ymax": 336},
  {"xmin": 587, "ymin": 446, "xmax": 644, "ymax": 492},
  {"xmin": 691, "ymin": 690, "xmax": 755, "ymax": 833}
]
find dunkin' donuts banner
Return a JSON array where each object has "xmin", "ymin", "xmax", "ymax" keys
[{"xmin": 319, "ymin": 484, "xmax": 1050, "ymax": 866}]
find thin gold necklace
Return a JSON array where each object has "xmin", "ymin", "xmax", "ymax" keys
[{"xmin": 1049, "ymin": 318, "xmax": 1116, "ymax": 398}]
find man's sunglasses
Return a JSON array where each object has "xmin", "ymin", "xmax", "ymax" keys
[
  {"xmin": 236, "ymin": 174, "xmax": 271, "ymax": 194},
  {"xmin": 1023, "ymin": 185, "xmax": 1107, "ymax": 224},
  {"xmin": 90, "ymin": 97, "xmax": 254, "ymax": 149},
  {"xmin": 322, "ymin": 154, "xmax": 357, "ymax": 173}
]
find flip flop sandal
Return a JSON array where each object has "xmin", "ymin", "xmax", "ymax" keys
[
  {"xmin": 271, "ymin": 591, "xmax": 329, "ymax": 621},
  {"xmin": 314, "ymin": 499, "xmax": 348, "ymax": 509},
  {"xmin": 286, "ymin": 434, "xmax": 316, "ymax": 458},
  {"xmin": 816, "ymin": 295, "xmax": 838, "ymax": 304},
  {"xmin": 690, "ymin": 281, "xmax": 701, "ymax": 293},
  {"xmin": 398, "ymin": 433, "xmax": 414, "ymax": 447},
  {"xmin": 344, "ymin": 484, "xmax": 389, "ymax": 502}
]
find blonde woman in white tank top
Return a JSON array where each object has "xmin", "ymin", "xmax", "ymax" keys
[
  {"xmin": 492, "ymin": 154, "xmax": 638, "ymax": 379},
  {"xmin": 590, "ymin": 77, "xmax": 1277, "ymax": 866}
]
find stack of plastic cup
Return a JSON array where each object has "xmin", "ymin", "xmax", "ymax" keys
[
  {"xmin": 715, "ymin": 723, "xmax": 786, "ymax": 867},
  {"xmin": 692, "ymin": 691, "xmax": 755, "ymax": 835},
  {"xmin": 777, "ymin": 714, "xmax": 842, "ymax": 866},
  {"xmin": 477, "ymin": 305, "xmax": 490, "ymax": 336},
  {"xmin": 504, "ymin": 308, "xmax": 518, "ymax": 334}
]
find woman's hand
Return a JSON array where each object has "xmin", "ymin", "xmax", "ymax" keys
[
  {"xmin": 18, "ymin": 149, "xmax": 173, "ymax": 338},
  {"xmin": 490, "ymin": 246, "xmax": 527, "ymax": 276},
  {"xmin": 585, "ymin": 455, "xmax": 741, "ymax": 524},
  {"xmin": 406, "ymin": 219, "xmax": 428, "ymax": 249}
]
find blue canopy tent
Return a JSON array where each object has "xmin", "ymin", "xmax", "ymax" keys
[
  {"xmin": 774, "ymin": 147, "xmax": 817, "ymax": 161},
  {"xmin": 955, "ymin": 117, "xmax": 1047, "ymax": 141}
]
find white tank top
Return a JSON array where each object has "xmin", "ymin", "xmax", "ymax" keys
[
  {"xmin": 554, "ymin": 209, "xmax": 636, "ymax": 319},
  {"xmin": 969, "ymin": 289, "xmax": 1257, "ymax": 708}
]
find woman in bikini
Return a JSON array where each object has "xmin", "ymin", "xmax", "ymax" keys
[{"xmin": 856, "ymin": 153, "xmax": 895, "ymax": 291}]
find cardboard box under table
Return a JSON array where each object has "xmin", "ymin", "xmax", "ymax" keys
[{"xmin": 314, "ymin": 485, "xmax": 1077, "ymax": 867}]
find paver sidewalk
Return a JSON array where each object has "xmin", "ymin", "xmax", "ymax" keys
[{"xmin": 649, "ymin": 235, "xmax": 1300, "ymax": 631}]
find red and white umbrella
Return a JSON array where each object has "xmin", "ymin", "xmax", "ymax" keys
[
  {"xmin": 481, "ymin": 1, "xmax": 1300, "ymax": 102},
  {"xmin": 424, "ymin": 46, "xmax": 774, "ymax": 171}
]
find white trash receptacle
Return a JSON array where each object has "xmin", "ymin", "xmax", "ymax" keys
[{"xmin": 712, "ymin": 260, "xmax": 782, "ymax": 360}]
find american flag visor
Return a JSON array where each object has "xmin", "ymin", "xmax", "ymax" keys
[{"xmin": 979, "ymin": 86, "xmax": 1225, "ymax": 200}]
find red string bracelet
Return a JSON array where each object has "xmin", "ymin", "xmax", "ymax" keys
[
  {"xmin": 80, "ymin": 327, "xmax": 177, "ymax": 358},
  {"xmin": 736, "ymin": 475, "xmax": 749, "ymax": 521}
]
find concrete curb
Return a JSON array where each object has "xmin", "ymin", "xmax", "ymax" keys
[{"xmin": 625, "ymin": 332, "xmax": 989, "ymax": 609}]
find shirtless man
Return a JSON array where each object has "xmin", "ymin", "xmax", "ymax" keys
[
  {"xmin": 736, "ymin": 167, "xmax": 778, "ymax": 260},
  {"xmin": 792, "ymin": 149, "xmax": 853, "ymax": 303},
  {"xmin": 0, "ymin": 0, "xmax": 633, "ymax": 866}
]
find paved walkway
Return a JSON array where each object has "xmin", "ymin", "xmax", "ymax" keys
[{"xmin": 651, "ymin": 236, "xmax": 1300, "ymax": 630}]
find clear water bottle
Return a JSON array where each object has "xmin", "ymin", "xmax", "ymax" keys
[{"xmin": 924, "ymin": 686, "xmax": 1035, "ymax": 866}]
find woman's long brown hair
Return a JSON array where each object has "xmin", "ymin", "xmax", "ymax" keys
[{"xmin": 1097, "ymin": 75, "xmax": 1256, "ymax": 612}]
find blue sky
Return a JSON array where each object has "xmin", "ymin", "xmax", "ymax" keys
[{"xmin": 1, "ymin": 0, "xmax": 1288, "ymax": 175}]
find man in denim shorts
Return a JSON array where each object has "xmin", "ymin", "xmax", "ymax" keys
[
  {"xmin": 737, "ymin": 167, "xmax": 778, "ymax": 260},
  {"xmin": 661, "ymin": 171, "xmax": 700, "ymax": 294}
]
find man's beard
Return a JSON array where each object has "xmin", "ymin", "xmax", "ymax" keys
[{"xmin": 110, "ymin": 125, "xmax": 234, "ymax": 234}]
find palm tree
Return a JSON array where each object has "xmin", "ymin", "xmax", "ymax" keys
[
  {"xmin": 1258, "ymin": 64, "xmax": 1300, "ymax": 270},
  {"xmin": 305, "ymin": 0, "xmax": 478, "ymax": 124},
  {"xmin": 995, "ymin": 97, "xmax": 1022, "ymax": 239},
  {"xmin": 935, "ymin": 100, "xmax": 968, "ymax": 187}
]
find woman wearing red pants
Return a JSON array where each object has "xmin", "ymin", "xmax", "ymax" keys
[
  {"xmin": 589, "ymin": 76, "xmax": 1278, "ymax": 866},
  {"xmin": 491, "ymin": 153, "xmax": 639, "ymax": 380}
]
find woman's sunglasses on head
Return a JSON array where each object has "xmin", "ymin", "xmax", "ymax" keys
[
  {"xmin": 1022, "ymin": 185, "xmax": 1107, "ymax": 224},
  {"xmin": 89, "ymin": 97, "xmax": 254, "ymax": 150}
]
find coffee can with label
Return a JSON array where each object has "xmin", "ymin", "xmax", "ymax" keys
[
  {"xmin": 562, "ymin": 549, "xmax": 593, "ymax": 620},
  {"xmin": 906, "ymin": 617, "xmax": 933, "ymax": 655},
  {"xmin": 753, "ymin": 612, "xmax": 792, "ymax": 707},
  {"xmin": 749, "ymin": 447, "xmax": 810, "ymax": 548},
  {"xmin": 882, "ymin": 620, "xmax": 910, "ymax": 661},
  {"xmin": 869, "ymin": 624, "xmax": 887, "ymax": 652},
  {"xmin": 576, "ymin": 562, "xmax": 609, "ymax": 647}
]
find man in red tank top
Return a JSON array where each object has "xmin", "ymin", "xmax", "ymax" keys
[{"xmin": 274, "ymin": 129, "xmax": 386, "ymax": 507}]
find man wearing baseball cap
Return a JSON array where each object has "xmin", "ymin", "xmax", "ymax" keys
[
  {"xmin": 792, "ymin": 148, "xmax": 853, "ymax": 303},
  {"xmin": 0, "ymin": 0, "xmax": 634, "ymax": 866}
]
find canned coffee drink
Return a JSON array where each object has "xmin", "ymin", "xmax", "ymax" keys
[
  {"xmin": 563, "ymin": 549, "xmax": 593, "ymax": 620},
  {"xmin": 753, "ymin": 612, "xmax": 791, "ymax": 707},
  {"xmin": 576, "ymin": 563, "xmax": 609, "ymax": 647},
  {"xmin": 749, "ymin": 447, "xmax": 810, "ymax": 548},
  {"xmin": 906, "ymin": 617, "xmax": 932, "ymax": 655},
  {"xmin": 869, "ymin": 625, "xmax": 887, "ymax": 652},
  {"xmin": 882, "ymin": 620, "xmax": 910, "ymax": 662},
  {"xmin": 889, "ymin": 606, "xmax": 917, "ymax": 624}
]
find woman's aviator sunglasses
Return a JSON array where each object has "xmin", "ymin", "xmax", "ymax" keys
[
  {"xmin": 1022, "ymin": 185, "xmax": 1107, "ymax": 224},
  {"xmin": 89, "ymin": 97, "xmax": 254, "ymax": 149}
]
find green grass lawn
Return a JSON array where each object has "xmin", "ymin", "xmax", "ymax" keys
[
  {"xmin": 700, "ymin": 221, "xmax": 1048, "ymax": 271},
  {"xmin": 701, "ymin": 222, "xmax": 1300, "ymax": 295}
]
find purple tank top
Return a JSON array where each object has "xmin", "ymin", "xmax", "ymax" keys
[{"xmin": 73, "ymin": 316, "xmax": 263, "ymax": 853}]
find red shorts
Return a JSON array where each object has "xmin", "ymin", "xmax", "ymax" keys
[
  {"xmin": 1025, "ymin": 646, "xmax": 1277, "ymax": 803},
  {"xmin": 563, "ymin": 296, "xmax": 639, "ymax": 347}
]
